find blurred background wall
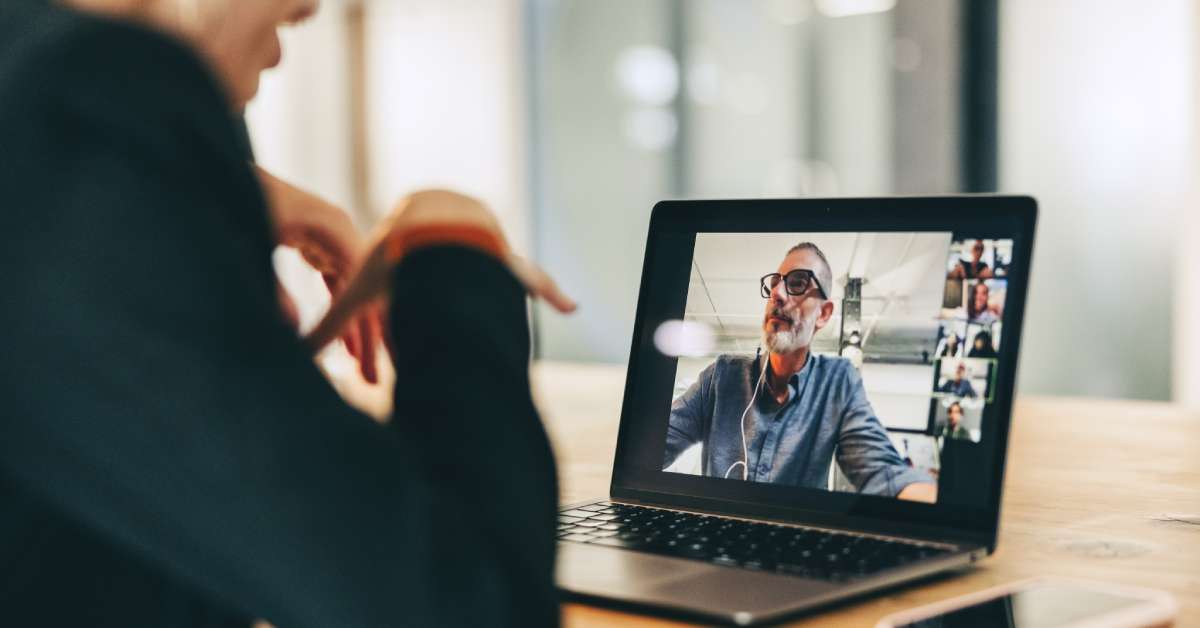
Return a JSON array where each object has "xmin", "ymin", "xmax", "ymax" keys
[
  {"xmin": 1001, "ymin": 0, "xmax": 1193, "ymax": 402},
  {"xmin": 245, "ymin": 0, "xmax": 1199, "ymax": 404}
]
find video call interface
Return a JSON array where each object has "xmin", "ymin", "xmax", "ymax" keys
[{"xmin": 657, "ymin": 232, "xmax": 1013, "ymax": 504}]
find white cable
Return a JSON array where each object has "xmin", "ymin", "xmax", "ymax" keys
[{"xmin": 724, "ymin": 349, "xmax": 770, "ymax": 481}]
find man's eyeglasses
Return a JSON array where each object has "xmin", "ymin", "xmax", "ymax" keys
[{"xmin": 761, "ymin": 269, "xmax": 827, "ymax": 300}]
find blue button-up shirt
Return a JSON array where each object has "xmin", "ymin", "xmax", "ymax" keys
[{"xmin": 663, "ymin": 353, "xmax": 931, "ymax": 497}]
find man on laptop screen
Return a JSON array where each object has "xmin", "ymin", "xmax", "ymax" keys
[{"xmin": 662, "ymin": 241, "xmax": 935, "ymax": 501}]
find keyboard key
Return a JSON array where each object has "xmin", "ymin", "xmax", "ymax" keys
[
  {"xmin": 559, "ymin": 509, "xmax": 597, "ymax": 519},
  {"xmin": 591, "ymin": 514, "xmax": 619, "ymax": 521},
  {"xmin": 711, "ymin": 555, "xmax": 739, "ymax": 567},
  {"xmin": 579, "ymin": 504, "xmax": 607, "ymax": 512},
  {"xmin": 572, "ymin": 520, "xmax": 603, "ymax": 528},
  {"xmin": 558, "ymin": 516, "xmax": 583, "ymax": 524},
  {"xmin": 776, "ymin": 563, "xmax": 811, "ymax": 576},
  {"xmin": 560, "ymin": 533, "xmax": 594, "ymax": 543}
]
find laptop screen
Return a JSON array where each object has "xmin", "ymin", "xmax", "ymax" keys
[
  {"xmin": 657, "ymin": 232, "xmax": 1011, "ymax": 506},
  {"xmin": 610, "ymin": 198, "xmax": 1036, "ymax": 542}
]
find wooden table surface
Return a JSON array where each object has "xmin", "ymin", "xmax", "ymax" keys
[{"xmin": 529, "ymin": 361, "xmax": 1200, "ymax": 627}]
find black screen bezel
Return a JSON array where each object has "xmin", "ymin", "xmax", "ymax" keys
[{"xmin": 609, "ymin": 196, "xmax": 1037, "ymax": 551}]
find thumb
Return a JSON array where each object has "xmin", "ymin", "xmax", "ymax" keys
[{"xmin": 507, "ymin": 254, "xmax": 577, "ymax": 314}]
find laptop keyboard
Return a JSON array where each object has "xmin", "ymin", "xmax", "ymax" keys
[{"xmin": 558, "ymin": 502, "xmax": 953, "ymax": 582}]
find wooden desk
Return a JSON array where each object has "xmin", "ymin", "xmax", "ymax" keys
[{"xmin": 530, "ymin": 361, "xmax": 1200, "ymax": 627}]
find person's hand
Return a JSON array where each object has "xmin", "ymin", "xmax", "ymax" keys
[
  {"xmin": 257, "ymin": 167, "xmax": 386, "ymax": 384},
  {"xmin": 305, "ymin": 189, "xmax": 576, "ymax": 353},
  {"xmin": 897, "ymin": 482, "xmax": 937, "ymax": 503}
]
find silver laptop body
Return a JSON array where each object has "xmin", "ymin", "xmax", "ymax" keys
[{"xmin": 555, "ymin": 197, "xmax": 1037, "ymax": 625}]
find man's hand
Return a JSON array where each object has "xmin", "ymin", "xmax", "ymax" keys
[
  {"xmin": 257, "ymin": 167, "xmax": 385, "ymax": 384},
  {"xmin": 305, "ymin": 189, "xmax": 576, "ymax": 353},
  {"xmin": 897, "ymin": 482, "xmax": 937, "ymax": 503}
]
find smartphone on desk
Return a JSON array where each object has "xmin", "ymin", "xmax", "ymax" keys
[{"xmin": 876, "ymin": 577, "xmax": 1177, "ymax": 628}]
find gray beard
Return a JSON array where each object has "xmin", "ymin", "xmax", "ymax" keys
[{"xmin": 763, "ymin": 324, "xmax": 808, "ymax": 354}]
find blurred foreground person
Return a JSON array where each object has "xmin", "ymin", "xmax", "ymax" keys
[{"xmin": 0, "ymin": 0, "xmax": 574, "ymax": 626}]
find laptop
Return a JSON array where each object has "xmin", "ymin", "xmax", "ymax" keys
[{"xmin": 555, "ymin": 196, "xmax": 1038, "ymax": 625}]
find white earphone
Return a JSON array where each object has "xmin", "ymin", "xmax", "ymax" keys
[{"xmin": 724, "ymin": 347, "xmax": 770, "ymax": 481}]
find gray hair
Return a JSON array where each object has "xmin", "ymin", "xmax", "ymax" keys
[{"xmin": 786, "ymin": 242, "xmax": 833, "ymax": 300}]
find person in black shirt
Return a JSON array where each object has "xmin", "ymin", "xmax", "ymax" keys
[
  {"xmin": 967, "ymin": 329, "xmax": 999, "ymax": 359},
  {"xmin": 938, "ymin": 331, "xmax": 962, "ymax": 358},
  {"xmin": 0, "ymin": 1, "xmax": 574, "ymax": 626}
]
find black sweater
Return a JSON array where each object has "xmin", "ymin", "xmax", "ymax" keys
[{"xmin": 0, "ymin": 2, "xmax": 558, "ymax": 626}]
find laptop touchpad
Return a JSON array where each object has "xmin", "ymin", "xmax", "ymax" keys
[
  {"xmin": 649, "ymin": 570, "xmax": 834, "ymax": 616},
  {"xmin": 557, "ymin": 542, "xmax": 708, "ymax": 593}
]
